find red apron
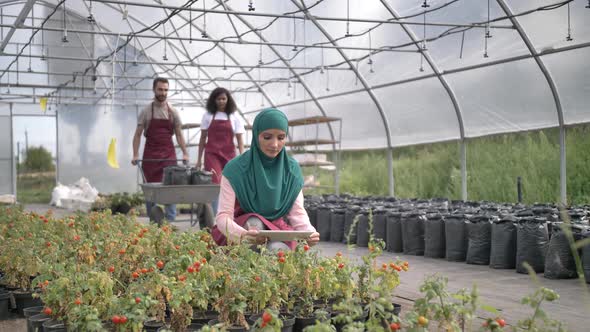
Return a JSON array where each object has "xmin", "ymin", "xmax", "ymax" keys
[
  {"xmin": 142, "ymin": 103, "xmax": 176, "ymax": 183},
  {"xmin": 211, "ymin": 202, "xmax": 296, "ymax": 250},
  {"xmin": 204, "ymin": 112, "xmax": 236, "ymax": 184}
]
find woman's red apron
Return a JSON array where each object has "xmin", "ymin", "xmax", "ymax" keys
[
  {"xmin": 211, "ymin": 202, "xmax": 296, "ymax": 250},
  {"xmin": 141, "ymin": 103, "xmax": 177, "ymax": 183},
  {"xmin": 204, "ymin": 112, "xmax": 236, "ymax": 184}
]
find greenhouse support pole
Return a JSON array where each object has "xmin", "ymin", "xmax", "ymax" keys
[
  {"xmin": 461, "ymin": 140, "xmax": 467, "ymax": 201},
  {"xmin": 387, "ymin": 148, "xmax": 394, "ymax": 197},
  {"xmin": 10, "ymin": 103, "xmax": 16, "ymax": 197},
  {"xmin": 55, "ymin": 108, "xmax": 59, "ymax": 185},
  {"xmin": 560, "ymin": 127, "xmax": 566, "ymax": 205}
]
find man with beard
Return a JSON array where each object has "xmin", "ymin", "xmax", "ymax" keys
[{"xmin": 132, "ymin": 77, "xmax": 189, "ymax": 222}]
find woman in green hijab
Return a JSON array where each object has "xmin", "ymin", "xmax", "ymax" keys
[{"xmin": 211, "ymin": 108, "xmax": 320, "ymax": 250}]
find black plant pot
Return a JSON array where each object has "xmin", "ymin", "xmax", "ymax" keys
[
  {"xmin": 28, "ymin": 313, "xmax": 51, "ymax": 332},
  {"xmin": 42, "ymin": 319, "xmax": 67, "ymax": 332},
  {"xmin": 0, "ymin": 290, "xmax": 11, "ymax": 320},
  {"xmin": 192, "ymin": 309, "xmax": 218, "ymax": 324},
  {"xmin": 208, "ymin": 319, "xmax": 248, "ymax": 331},
  {"xmin": 12, "ymin": 290, "xmax": 43, "ymax": 317},
  {"xmin": 143, "ymin": 319, "xmax": 166, "ymax": 332}
]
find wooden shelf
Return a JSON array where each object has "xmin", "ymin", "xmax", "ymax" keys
[
  {"xmin": 181, "ymin": 123, "xmax": 200, "ymax": 129},
  {"xmin": 288, "ymin": 116, "xmax": 340, "ymax": 127}
]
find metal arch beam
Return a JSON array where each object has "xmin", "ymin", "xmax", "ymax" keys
[
  {"xmin": 158, "ymin": 4, "xmax": 256, "ymax": 125},
  {"xmin": 114, "ymin": 2, "xmax": 209, "ymax": 109},
  {"xmin": 143, "ymin": 0, "xmax": 279, "ymax": 112},
  {"xmin": 379, "ymin": 0, "xmax": 468, "ymax": 201},
  {"xmin": 495, "ymin": 0, "xmax": 567, "ymax": 205},
  {"xmin": 290, "ymin": 0, "xmax": 395, "ymax": 196},
  {"xmin": 216, "ymin": 0, "xmax": 341, "ymax": 194},
  {"xmin": 110, "ymin": 0, "xmax": 257, "ymax": 125},
  {"xmin": 0, "ymin": 0, "xmax": 36, "ymax": 53},
  {"xmin": 94, "ymin": 1, "xmax": 215, "ymax": 110},
  {"xmin": 213, "ymin": 0, "xmax": 337, "ymax": 149}
]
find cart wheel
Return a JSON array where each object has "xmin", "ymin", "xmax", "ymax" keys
[{"xmin": 151, "ymin": 206, "xmax": 165, "ymax": 226}]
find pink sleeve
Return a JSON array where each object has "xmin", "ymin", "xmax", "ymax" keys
[
  {"xmin": 287, "ymin": 191, "xmax": 316, "ymax": 232},
  {"xmin": 215, "ymin": 175, "xmax": 247, "ymax": 243}
]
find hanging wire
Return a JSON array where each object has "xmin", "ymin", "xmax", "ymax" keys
[
  {"xmin": 320, "ymin": 45, "xmax": 325, "ymax": 74},
  {"xmin": 459, "ymin": 30, "xmax": 465, "ymax": 59},
  {"xmin": 28, "ymin": 42, "xmax": 32, "ymax": 72},
  {"xmin": 421, "ymin": 0, "xmax": 429, "ymax": 50},
  {"xmin": 292, "ymin": 15, "xmax": 298, "ymax": 51},
  {"xmin": 202, "ymin": 0, "xmax": 208, "ymax": 38},
  {"xmin": 419, "ymin": 54, "xmax": 424, "ymax": 72},
  {"xmin": 484, "ymin": 3, "xmax": 489, "ymax": 59},
  {"xmin": 485, "ymin": 0, "xmax": 492, "ymax": 38},
  {"xmin": 28, "ymin": 5, "xmax": 34, "ymax": 72},
  {"xmin": 1, "ymin": 8, "xmax": 3, "ymax": 41},
  {"xmin": 258, "ymin": 38, "xmax": 263, "ymax": 65},
  {"xmin": 223, "ymin": 42, "xmax": 227, "ymax": 70},
  {"xmin": 368, "ymin": 30, "xmax": 374, "ymax": 73},
  {"xmin": 122, "ymin": 4, "xmax": 128, "ymax": 20},
  {"xmin": 345, "ymin": 0, "xmax": 351, "ymax": 37},
  {"xmin": 87, "ymin": 0, "xmax": 95, "ymax": 23},
  {"xmin": 566, "ymin": 2, "xmax": 573, "ymax": 41},
  {"xmin": 163, "ymin": 22, "xmax": 168, "ymax": 60},
  {"xmin": 62, "ymin": 0, "xmax": 68, "ymax": 43},
  {"xmin": 248, "ymin": 0, "xmax": 255, "ymax": 12},
  {"xmin": 189, "ymin": 1, "xmax": 192, "ymax": 43},
  {"xmin": 133, "ymin": 36, "xmax": 138, "ymax": 65},
  {"xmin": 355, "ymin": 61, "xmax": 359, "ymax": 85},
  {"xmin": 325, "ymin": 67, "xmax": 330, "ymax": 91}
]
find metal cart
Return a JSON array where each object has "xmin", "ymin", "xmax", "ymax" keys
[{"xmin": 136, "ymin": 159, "xmax": 219, "ymax": 227}]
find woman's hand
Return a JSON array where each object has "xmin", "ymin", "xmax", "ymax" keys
[
  {"xmin": 241, "ymin": 229, "xmax": 268, "ymax": 245},
  {"xmin": 307, "ymin": 232, "xmax": 320, "ymax": 246}
]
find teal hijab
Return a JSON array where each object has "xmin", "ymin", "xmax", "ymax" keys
[{"xmin": 222, "ymin": 108, "xmax": 304, "ymax": 220}]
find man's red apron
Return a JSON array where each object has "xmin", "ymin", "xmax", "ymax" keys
[
  {"xmin": 204, "ymin": 112, "xmax": 236, "ymax": 184},
  {"xmin": 211, "ymin": 202, "xmax": 296, "ymax": 250},
  {"xmin": 142, "ymin": 102, "xmax": 176, "ymax": 183}
]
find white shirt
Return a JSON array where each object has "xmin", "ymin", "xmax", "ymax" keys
[{"xmin": 200, "ymin": 111, "xmax": 246, "ymax": 134}]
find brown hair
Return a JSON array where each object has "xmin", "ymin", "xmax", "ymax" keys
[
  {"xmin": 206, "ymin": 87, "xmax": 237, "ymax": 115},
  {"xmin": 152, "ymin": 77, "xmax": 169, "ymax": 89}
]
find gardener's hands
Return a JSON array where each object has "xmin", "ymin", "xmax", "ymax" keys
[
  {"xmin": 241, "ymin": 229, "xmax": 268, "ymax": 245},
  {"xmin": 307, "ymin": 232, "xmax": 320, "ymax": 246}
]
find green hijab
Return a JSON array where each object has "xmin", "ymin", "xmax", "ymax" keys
[{"xmin": 222, "ymin": 108, "xmax": 304, "ymax": 220}]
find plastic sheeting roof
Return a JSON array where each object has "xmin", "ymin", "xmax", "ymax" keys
[{"xmin": 0, "ymin": 0, "xmax": 589, "ymax": 150}]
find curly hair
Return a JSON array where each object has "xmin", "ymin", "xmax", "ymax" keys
[{"xmin": 206, "ymin": 87, "xmax": 237, "ymax": 115}]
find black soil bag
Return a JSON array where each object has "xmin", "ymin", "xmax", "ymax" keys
[
  {"xmin": 424, "ymin": 213, "xmax": 446, "ymax": 258},
  {"xmin": 356, "ymin": 211, "xmax": 370, "ymax": 247},
  {"xmin": 582, "ymin": 230, "xmax": 590, "ymax": 284},
  {"xmin": 329, "ymin": 209, "xmax": 346, "ymax": 243},
  {"xmin": 466, "ymin": 215, "xmax": 493, "ymax": 265},
  {"xmin": 316, "ymin": 206, "xmax": 333, "ymax": 242},
  {"xmin": 401, "ymin": 212, "xmax": 425, "ymax": 255},
  {"xmin": 544, "ymin": 223, "xmax": 585, "ymax": 279},
  {"xmin": 445, "ymin": 214, "xmax": 468, "ymax": 262},
  {"xmin": 386, "ymin": 211, "xmax": 403, "ymax": 253},
  {"xmin": 306, "ymin": 205, "xmax": 318, "ymax": 229},
  {"xmin": 516, "ymin": 217, "xmax": 549, "ymax": 274},
  {"xmin": 490, "ymin": 215, "xmax": 517, "ymax": 269},
  {"xmin": 372, "ymin": 210, "xmax": 388, "ymax": 242}
]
